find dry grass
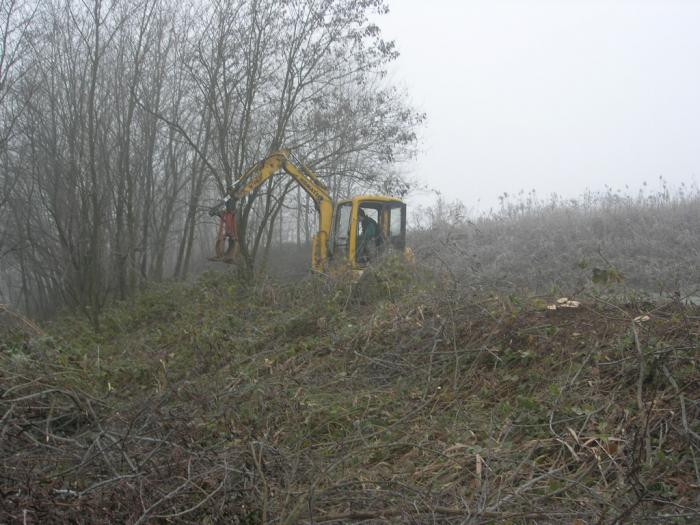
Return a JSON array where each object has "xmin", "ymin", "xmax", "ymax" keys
[
  {"xmin": 1, "ymin": 262, "xmax": 699, "ymax": 523},
  {"xmin": 412, "ymin": 182, "xmax": 700, "ymax": 295}
]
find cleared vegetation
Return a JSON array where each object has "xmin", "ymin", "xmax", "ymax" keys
[{"xmin": 2, "ymin": 254, "xmax": 699, "ymax": 523}]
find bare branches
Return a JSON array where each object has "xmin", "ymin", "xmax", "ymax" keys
[
  {"xmin": 0, "ymin": 303, "xmax": 44, "ymax": 335},
  {"xmin": 0, "ymin": 368, "xmax": 251, "ymax": 522},
  {"xmin": 0, "ymin": 0, "xmax": 421, "ymax": 316}
]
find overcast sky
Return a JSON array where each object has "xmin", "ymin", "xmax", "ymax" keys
[{"xmin": 377, "ymin": 0, "xmax": 700, "ymax": 212}]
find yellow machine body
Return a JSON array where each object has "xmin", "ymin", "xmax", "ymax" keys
[{"xmin": 219, "ymin": 150, "xmax": 407, "ymax": 274}]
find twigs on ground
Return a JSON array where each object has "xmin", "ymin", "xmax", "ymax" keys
[{"xmin": 2, "ymin": 272, "xmax": 699, "ymax": 523}]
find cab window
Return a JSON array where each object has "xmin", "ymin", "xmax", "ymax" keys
[
  {"xmin": 387, "ymin": 203, "xmax": 406, "ymax": 249},
  {"xmin": 356, "ymin": 206, "xmax": 381, "ymax": 264},
  {"xmin": 333, "ymin": 203, "xmax": 352, "ymax": 258}
]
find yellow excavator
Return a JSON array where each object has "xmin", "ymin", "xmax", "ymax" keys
[{"xmin": 209, "ymin": 149, "xmax": 407, "ymax": 274}]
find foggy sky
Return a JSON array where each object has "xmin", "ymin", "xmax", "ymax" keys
[{"xmin": 378, "ymin": 0, "xmax": 700, "ymax": 212}]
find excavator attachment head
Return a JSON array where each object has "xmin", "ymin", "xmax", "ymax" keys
[{"xmin": 209, "ymin": 195, "xmax": 239, "ymax": 263}]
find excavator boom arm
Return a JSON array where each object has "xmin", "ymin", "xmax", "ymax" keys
[
  {"xmin": 229, "ymin": 150, "xmax": 334, "ymax": 271},
  {"xmin": 233, "ymin": 151, "xmax": 328, "ymax": 202}
]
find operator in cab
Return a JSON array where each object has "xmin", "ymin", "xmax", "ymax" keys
[{"xmin": 357, "ymin": 208, "xmax": 379, "ymax": 263}]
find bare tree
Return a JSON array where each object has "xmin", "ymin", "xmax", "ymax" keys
[
  {"xmin": 0, "ymin": 0, "xmax": 39, "ymax": 301},
  {"xmin": 0, "ymin": 0, "xmax": 422, "ymax": 323}
]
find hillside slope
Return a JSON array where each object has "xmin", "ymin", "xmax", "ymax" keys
[{"xmin": 2, "ymin": 265, "xmax": 699, "ymax": 523}]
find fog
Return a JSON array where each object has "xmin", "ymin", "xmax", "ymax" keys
[
  {"xmin": 2, "ymin": 0, "xmax": 698, "ymax": 315},
  {"xmin": 379, "ymin": 0, "xmax": 700, "ymax": 211}
]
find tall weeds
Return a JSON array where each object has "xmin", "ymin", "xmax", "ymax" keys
[{"xmin": 413, "ymin": 180, "xmax": 700, "ymax": 294}]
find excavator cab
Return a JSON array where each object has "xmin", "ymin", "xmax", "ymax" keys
[{"xmin": 332, "ymin": 196, "xmax": 406, "ymax": 270}]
